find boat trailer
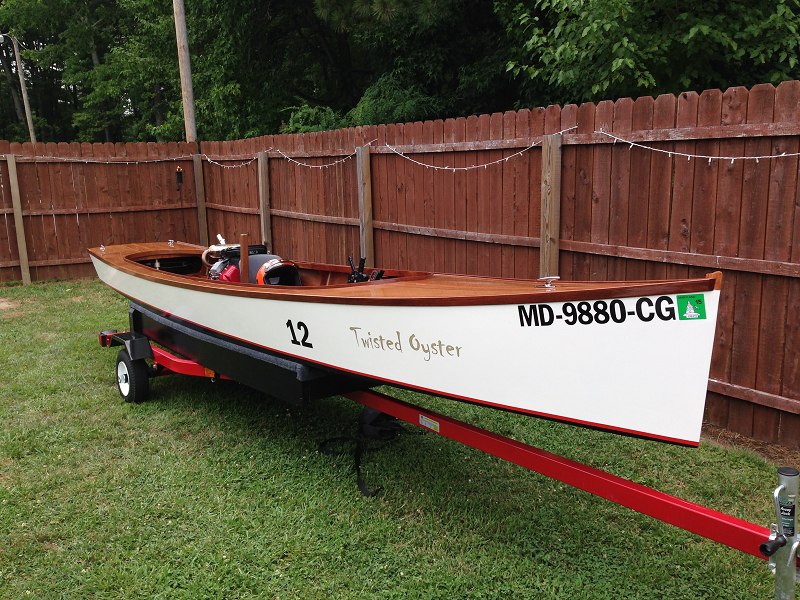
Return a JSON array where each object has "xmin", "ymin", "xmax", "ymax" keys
[{"xmin": 100, "ymin": 304, "xmax": 800, "ymax": 598}]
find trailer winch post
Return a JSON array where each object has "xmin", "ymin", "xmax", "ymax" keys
[{"xmin": 766, "ymin": 467, "xmax": 799, "ymax": 599}]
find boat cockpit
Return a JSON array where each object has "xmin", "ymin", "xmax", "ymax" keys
[{"xmin": 131, "ymin": 236, "xmax": 420, "ymax": 288}]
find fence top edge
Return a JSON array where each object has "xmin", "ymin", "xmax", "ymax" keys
[{"xmin": 2, "ymin": 120, "xmax": 799, "ymax": 164}]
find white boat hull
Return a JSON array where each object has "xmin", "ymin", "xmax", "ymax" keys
[{"xmin": 94, "ymin": 257, "xmax": 720, "ymax": 446}]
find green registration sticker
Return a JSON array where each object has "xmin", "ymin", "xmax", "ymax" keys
[{"xmin": 677, "ymin": 294, "xmax": 707, "ymax": 320}]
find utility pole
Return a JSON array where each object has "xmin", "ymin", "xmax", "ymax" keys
[
  {"xmin": 172, "ymin": 0, "xmax": 197, "ymax": 144},
  {"xmin": 0, "ymin": 34, "xmax": 36, "ymax": 144}
]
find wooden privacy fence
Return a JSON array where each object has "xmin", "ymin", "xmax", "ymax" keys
[{"xmin": 2, "ymin": 81, "xmax": 800, "ymax": 448}]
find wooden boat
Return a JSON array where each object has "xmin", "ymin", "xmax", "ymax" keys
[{"xmin": 90, "ymin": 241, "xmax": 721, "ymax": 446}]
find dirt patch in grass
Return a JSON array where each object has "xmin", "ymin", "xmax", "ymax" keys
[
  {"xmin": 0, "ymin": 298, "xmax": 20, "ymax": 311},
  {"xmin": 0, "ymin": 298, "xmax": 27, "ymax": 318},
  {"xmin": 702, "ymin": 423, "xmax": 800, "ymax": 469}
]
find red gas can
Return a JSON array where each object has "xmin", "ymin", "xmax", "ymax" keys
[{"xmin": 218, "ymin": 265, "xmax": 240, "ymax": 282}]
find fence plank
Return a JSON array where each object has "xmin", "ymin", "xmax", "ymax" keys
[
  {"xmin": 475, "ymin": 115, "xmax": 492, "ymax": 275},
  {"xmin": 303, "ymin": 135, "xmax": 316, "ymax": 262},
  {"xmin": 590, "ymin": 101, "xmax": 613, "ymax": 281},
  {"xmin": 572, "ymin": 103, "xmax": 594, "ymax": 282},
  {"xmin": 373, "ymin": 125, "xmax": 388, "ymax": 268},
  {"xmin": 667, "ymin": 92, "xmax": 699, "ymax": 280},
  {"xmin": 443, "ymin": 118, "xmax": 458, "ymax": 274},
  {"xmin": 490, "ymin": 113, "xmax": 505, "ymax": 277},
  {"xmin": 110, "ymin": 143, "xmax": 129, "ymax": 249},
  {"xmin": 60, "ymin": 143, "xmax": 83, "ymax": 277},
  {"xmin": 691, "ymin": 90, "xmax": 723, "ymax": 258},
  {"xmin": 327, "ymin": 130, "xmax": 341, "ymax": 264},
  {"xmin": 558, "ymin": 105, "xmax": 577, "ymax": 280},
  {"xmin": 513, "ymin": 110, "xmax": 531, "ymax": 279},
  {"xmin": 303, "ymin": 134, "xmax": 316, "ymax": 263},
  {"xmin": 384, "ymin": 123, "xmax": 400, "ymax": 269},
  {"xmin": 626, "ymin": 96, "xmax": 654, "ymax": 281},
  {"xmin": 258, "ymin": 151, "xmax": 271, "ymax": 250},
  {"xmin": 145, "ymin": 142, "xmax": 166, "ymax": 242},
  {"xmin": 136, "ymin": 143, "xmax": 157, "ymax": 243},
  {"xmin": 44, "ymin": 143, "xmax": 66, "ymax": 279},
  {"xmin": 646, "ymin": 94, "xmax": 677, "ymax": 281},
  {"xmin": 33, "ymin": 143, "xmax": 57, "ymax": 280},
  {"xmin": 420, "ymin": 119, "xmax": 435, "ymax": 272},
  {"xmin": 392, "ymin": 123, "xmax": 408, "ymax": 269},
  {"xmin": 433, "ymin": 119, "xmax": 447, "ymax": 273},
  {"xmin": 322, "ymin": 130, "xmax": 336, "ymax": 264},
  {"xmin": 608, "ymin": 97, "xmax": 633, "ymax": 280},
  {"xmin": 464, "ymin": 116, "xmax": 478, "ymax": 275},
  {"xmin": 453, "ymin": 117, "xmax": 468, "ymax": 275},
  {"xmin": 500, "ymin": 111, "xmax": 516, "ymax": 278}
]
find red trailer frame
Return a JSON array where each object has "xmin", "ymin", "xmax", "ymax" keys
[{"xmin": 102, "ymin": 331, "xmax": 797, "ymax": 567}]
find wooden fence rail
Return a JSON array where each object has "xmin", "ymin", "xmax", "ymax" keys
[{"xmin": 2, "ymin": 81, "xmax": 799, "ymax": 448}]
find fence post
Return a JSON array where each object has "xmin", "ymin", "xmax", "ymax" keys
[
  {"xmin": 6, "ymin": 154, "xmax": 31, "ymax": 285},
  {"xmin": 193, "ymin": 154, "xmax": 209, "ymax": 247},
  {"xmin": 540, "ymin": 134, "xmax": 562, "ymax": 277},
  {"xmin": 258, "ymin": 151, "xmax": 272, "ymax": 252},
  {"xmin": 356, "ymin": 145, "xmax": 374, "ymax": 267}
]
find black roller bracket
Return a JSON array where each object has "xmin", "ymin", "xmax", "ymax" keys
[{"xmin": 106, "ymin": 331, "xmax": 154, "ymax": 361}]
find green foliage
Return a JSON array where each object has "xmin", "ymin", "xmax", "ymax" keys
[
  {"xmin": 2, "ymin": 0, "xmax": 799, "ymax": 143},
  {"xmin": 314, "ymin": 0, "xmax": 447, "ymax": 29},
  {"xmin": 281, "ymin": 104, "xmax": 344, "ymax": 133},
  {"xmin": 502, "ymin": 0, "xmax": 800, "ymax": 105},
  {"xmin": 345, "ymin": 71, "xmax": 442, "ymax": 126},
  {"xmin": 0, "ymin": 0, "xmax": 519, "ymax": 143}
]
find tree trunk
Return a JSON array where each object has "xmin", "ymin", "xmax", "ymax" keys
[
  {"xmin": 90, "ymin": 45, "xmax": 114, "ymax": 143},
  {"xmin": 1, "ymin": 46, "xmax": 26, "ymax": 123}
]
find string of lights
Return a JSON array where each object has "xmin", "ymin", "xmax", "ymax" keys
[
  {"xmin": 383, "ymin": 126, "xmax": 578, "ymax": 171},
  {"xmin": 202, "ymin": 154, "xmax": 260, "ymax": 168},
  {"xmin": 3, "ymin": 126, "xmax": 799, "ymax": 169},
  {"xmin": 597, "ymin": 130, "xmax": 800, "ymax": 164},
  {"xmin": 274, "ymin": 139, "xmax": 378, "ymax": 169}
]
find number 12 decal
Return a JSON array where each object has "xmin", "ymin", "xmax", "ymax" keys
[{"xmin": 286, "ymin": 320, "xmax": 313, "ymax": 348}]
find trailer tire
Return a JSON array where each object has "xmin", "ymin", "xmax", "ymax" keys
[{"xmin": 116, "ymin": 349, "xmax": 149, "ymax": 404}]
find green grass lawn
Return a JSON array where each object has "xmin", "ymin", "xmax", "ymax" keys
[{"xmin": 0, "ymin": 279, "xmax": 785, "ymax": 598}]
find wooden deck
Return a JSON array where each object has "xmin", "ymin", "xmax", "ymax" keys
[{"xmin": 90, "ymin": 242, "xmax": 718, "ymax": 306}]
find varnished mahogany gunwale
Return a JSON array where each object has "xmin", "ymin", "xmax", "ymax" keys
[{"xmin": 90, "ymin": 243, "xmax": 718, "ymax": 306}]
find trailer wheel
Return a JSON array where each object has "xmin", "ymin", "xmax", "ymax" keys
[{"xmin": 116, "ymin": 349, "xmax": 149, "ymax": 404}]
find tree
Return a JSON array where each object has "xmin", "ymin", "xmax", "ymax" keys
[
  {"xmin": 502, "ymin": 0, "xmax": 800, "ymax": 105},
  {"xmin": 315, "ymin": 0, "xmax": 519, "ymax": 125}
]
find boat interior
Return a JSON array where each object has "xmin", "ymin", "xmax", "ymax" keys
[{"xmin": 131, "ymin": 243, "xmax": 424, "ymax": 288}]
